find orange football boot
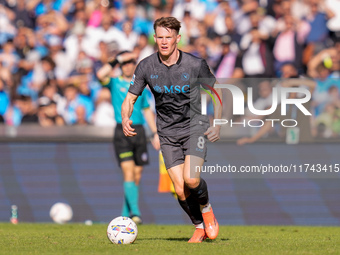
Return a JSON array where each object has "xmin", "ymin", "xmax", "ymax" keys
[
  {"xmin": 188, "ymin": 228, "xmax": 207, "ymax": 243},
  {"xmin": 202, "ymin": 207, "xmax": 219, "ymax": 239}
]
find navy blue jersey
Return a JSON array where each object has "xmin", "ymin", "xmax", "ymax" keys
[{"xmin": 128, "ymin": 50, "xmax": 216, "ymax": 136}]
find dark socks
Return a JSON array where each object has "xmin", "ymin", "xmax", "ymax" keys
[
  {"xmin": 189, "ymin": 178, "xmax": 209, "ymax": 206},
  {"xmin": 178, "ymin": 194, "xmax": 203, "ymax": 225}
]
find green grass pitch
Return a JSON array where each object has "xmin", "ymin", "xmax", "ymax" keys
[{"xmin": 1, "ymin": 223, "xmax": 340, "ymax": 255}]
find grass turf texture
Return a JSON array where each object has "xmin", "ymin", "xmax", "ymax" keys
[{"xmin": 1, "ymin": 224, "xmax": 340, "ymax": 255}]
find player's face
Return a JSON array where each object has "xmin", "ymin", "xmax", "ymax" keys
[{"xmin": 154, "ymin": 26, "xmax": 181, "ymax": 58}]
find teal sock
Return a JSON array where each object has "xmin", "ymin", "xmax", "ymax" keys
[
  {"xmin": 123, "ymin": 181, "xmax": 141, "ymax": 217},
  {"xmin": 121, "ymin": 196, "xmax": 130, "ymax": 217},
  {"xmin": 135, "ymin": 184, "xmax": 140, "ymax": 215}
]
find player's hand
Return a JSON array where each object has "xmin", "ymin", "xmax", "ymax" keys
[
  {"xmin": 204, "ymin": 126, "xmax": 220, "ymax": 142},
  {"xmin": 151, "ymin": 133, "xmax": 160, "ymax": 150},
  {"xmin": 236, "ymin": 137, "xmax": 253, "ymax": 146},
  {"xmin": 122, "ymin": 119, "xmax": 137, "ymax": 137}
]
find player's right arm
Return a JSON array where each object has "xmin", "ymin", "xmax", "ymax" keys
[{"xmin": 122, "ymin": 92, "xmax": 138, "ymax": 137}]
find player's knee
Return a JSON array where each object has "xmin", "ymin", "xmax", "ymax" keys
[
  {"xmin": 184, "ymin": 176, "xmax": 200, "ymax": 189},
  {"xmin": 174, "ymin": 186, "xmax": 185, "ymax": 200}
]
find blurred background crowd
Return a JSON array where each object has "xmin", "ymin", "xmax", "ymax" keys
[{"xmin": 0, "ymin": 0, "xmax": 340, "ymax": 138}]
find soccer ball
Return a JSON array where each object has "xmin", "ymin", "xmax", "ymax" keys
[
  {"xmin": 107, "ymin": 216, "xmax": 138, "ymax": 244},
  {"xmin": 49, "ymin": 202, "xmax": 73, "ymax": 224}
]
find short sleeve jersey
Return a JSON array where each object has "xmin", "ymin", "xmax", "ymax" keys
[
  {"xmin": 128, "ymin": 50, "xmax": 216, "ymax": 136},
  {"xmin": 104, "ymin": 76, "xmax": 150, "ymax": 124}
]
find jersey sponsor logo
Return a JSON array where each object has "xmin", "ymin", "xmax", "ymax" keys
[
  {"xmin": 153, "ymin": 85, "xmax": 190, "ymax": 94},
  {"xmin": 151, "ymin": 74, "xmax": 158, "ymax": 79},
  {"xmin": 164, "ymin": 85, "xmax": 190, "ymax": 94},
  {"xmin": 181, "ymin": 73, "xmax": 190, "ymax": 81},
  {"xmin": 120, "ymin": 87, "xmax": 127, "ymax": 92}
]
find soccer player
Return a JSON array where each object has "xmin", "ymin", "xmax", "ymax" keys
[
  {"xmin": 96, "ymin": 51, "xmax": 160, "ymax": 224},
  {"xmin": 122, "ymin": 17, "xmax": 222, "ymax": 242}
]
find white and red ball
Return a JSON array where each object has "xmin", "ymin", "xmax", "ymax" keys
[{"xmin": 107, "ymin": 216, "xmax": 138, "ymax": 244}]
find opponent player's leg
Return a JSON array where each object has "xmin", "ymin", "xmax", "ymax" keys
[
  {"xmin": 120, "ymin": 160, "xmax": 141, "ymax": 218},
  {"xmin": 130, "ymin": 165, "xmax": 143, "ymax": 224},
  {"xmin": 114, "ymin": 124, "xmax": 140, "ymax": 219},
  {"xmin": 183, "ymin": 155, "xmax": 219, "ymax": 240},
  {"xmin": 130, "ymin": 125, "xmax": 149, "ymax": 224},
  {"xmin": 134, "ymin": 165, "xmax": 143, "ymax": 186},
  {"xmin": 167, "ymin": 164, "xmax": 206, "ymax": 243}
]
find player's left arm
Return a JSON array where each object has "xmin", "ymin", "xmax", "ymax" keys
[
  {"xmin": 204, "ymin": 83, "xmax": 222, "ymax": 142},
  {"xmin": 199, "ymin": 59, "xmax": 222, "ymax": 142}
]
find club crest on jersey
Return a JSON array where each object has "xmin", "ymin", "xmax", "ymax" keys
[
  {"xmin": 154, "ymin": 85, "xmax": 162, "ymax": 93},
  {"xmin": 181, "ymin": 73, "xmax": 190, "ymax": 81}
]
